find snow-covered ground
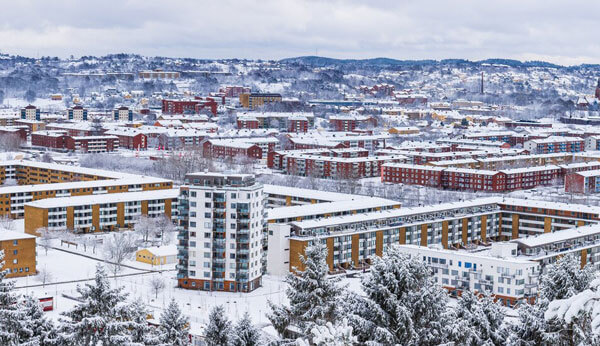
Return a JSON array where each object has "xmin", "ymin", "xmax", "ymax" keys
[
  {"xmin": 10, "ymin": 240, "xmax": 363, "ymax": 333},
  {"xmin": 2, "ymin": 97, "xmax": 65, "ymax": 111}
]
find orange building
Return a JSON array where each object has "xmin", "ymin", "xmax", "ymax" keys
[
  {"xmin": 24, "ymin": 189, "xmax": 180, "ymax": 236},
  {"xmin": 0, "ymin": 230, "xmax": 36, "ymax": 278}
]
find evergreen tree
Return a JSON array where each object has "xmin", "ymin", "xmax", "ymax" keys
[
  {"xmin": 506, "ymin": 302, "xmax": 547, "ymax": 346},
  {"xmin": 267, "ymin": 242, "xmax": 342, "ymax": 337},
  {"xmin": 205, "ymin": 305, "xmax": 230, "ymax": 346},
  {"xmin": 158, "ymin": 299, "xmax": 189, "ymax": 346},
  {"xmin": 0, "ymin": 250, "xmax": 27, "ymax": 345},
  {"xmin": 126, "ymin": 298, "xmax": 160, "ymax": 346},
  {"xmin": 19, "ymin": 295, "xmax": 58, "ymax": 346},
  {"xmin": 229, "ymin": 312, "xmax": 261, "ymax": 346},
  {"xmin": 308, "ymin": 318, "xmax": 357, "ymax": 346},
  {"xmin": 449, "ymin": 290, "xmax": 507, "ymax": 346},
  {"xmin": 544, "ymin": 278, "xmax": 600, "ymax": 345},
  {"xmin": 539, "ymin": 254, "xmax": 593, "ymax": 302},
  {"xmin": 345, "ymin": 245, "xmax": 449, "ymax": 345},
  {"xmin": 59, "ymin": 264, "xmax": 137, "ymax": 345}
]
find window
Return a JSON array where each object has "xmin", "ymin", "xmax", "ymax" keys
[
  {"xmin": 190, "ymin": 191, "xmax": 196, "ymax": 197},
  {"xmin": 12, "ymin": 250, "xmax": 17, "ymax": 255},
  {"xmin": 13, "ymin": 240, "xmax": 17, "ymax": 246},
  {"xmin": 190, "ymin": 222, "xmax": 196, "ymax": 227}
]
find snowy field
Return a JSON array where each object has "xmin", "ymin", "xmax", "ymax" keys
[{"xmin": 10, "ymin": 240, "xmax": 365, "ymax": 334}]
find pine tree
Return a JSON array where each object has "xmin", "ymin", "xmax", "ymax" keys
[
  {"xmin": 125, "ymin": 298, "xmax": 160, "ymax": 346},
  {"xmin": 309, "ymin": 318, "xmax": 357, "ymax": 346},
  {"xmin": 345, "ymin": 245, "xmax": 449, "ymax": 345},
  {"xmin": 204, "ymin": 305, "xmax": 230, "ymax": 346},
  {"xmin": 158, "ymin": 299, "xmax": 189, "ymax": 346},
  {"xmin": 544, "ymin": 278, "xmax": 600, "ymax": 345},
  {"xmin": 0, "ymin": 250, "xmax": 27, "ymax": 345},
  {"xmin": 539, "ymin": 254, "xmax": 593, "ymax": 302},
  {"xmin": 229, "ymin": 312, "xmax": 261, "ymax": 346},
  {"xmin": 449, "ymin": 290, "xmax": 507, "ymax": 346},
  {"xmin": 59, "ymin": 264, "xmax": 137, "ymax": 345},
  {"xmin": 18, "ymin": 295, "xmax": 58, "ymax": 346},
  {"xmin": 506, "ymin": 302, "xmax": 547, "ymax": 346},
  {"xmin": 535, "ymin": 254, "xmax": 595, "ymax": 344},
  {"xmin": 267, "ymin": 241, "xmax": 342, "ymax": 337}
]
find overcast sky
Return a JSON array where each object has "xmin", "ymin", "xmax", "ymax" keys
[{"xmin": 1, "ymin": 0, "xmax": 599, "ymax": 65}]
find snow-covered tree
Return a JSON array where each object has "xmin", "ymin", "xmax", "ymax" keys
[
  {"xmin": 0, "ymin": 250, "xmax": 24, "ymax": 345},
  {"xmin": 59, "ymin": 264, "xmax": 137, "ymax": 345},
  {"xmin": 158, "ymin": 299, "xmax": 189, "ymax": 346},
  {"xmin": 544, "ymin": 278, "xmax": 600, "ymax": 345},
  {"xmin": 134, "ymin": 215, "xmax": 155, "ymax": 245},
  {"xmin": 539, "ymin": 254, "xmax": 594, "ymax": 302},
  {"xmin": 449, "ymin": 290, "xmax": 507, "ymax": 346},
  {"xmin": 126, "ymin": 298, "xmax": 160, "ymax": 346},
  {"xmin": 268, "ymin": 241, "xmax": 343, "ymax": 337},
  {"xmin": 345, "ymin": 245, "xmax": 449, "ymax": 345},
  {"xmin": 506, "ymin": 302, "xmax": 547, "ymax": 346},
  {"xmin": 103, "ymin": 232, "xmax": 136, "ymax": 275},
  {"xmin": 506, "ymin": 254, "xmax": 595, "ymax": 345},
  {"xmin": 229, "ymin": 312, "xmax": 261, "ymax": 346},
  {"xmin": 205, "ymin": 305, "xmax": 230, "ymax": 346},
  {"xmin": 307, "ymin": 318, "xmax": 357, "ymax": 346},
  {"xmin": 150, "ymin": 276, "xmax": 166, "ymax": 299},
  {"xmin": 18, "ymin": 295, "xmax": 58, "ymax": 346}
]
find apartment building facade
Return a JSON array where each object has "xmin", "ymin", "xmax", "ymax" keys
[
  {"xmin": 177, "ymin": 173, "xmax": 264, "ymax": 293},
  {"xmin": 67, "ymin": 105, "xmax": 88, "ymax": 121},
  {"xmin": 0, "ymin": 230, "xmax": 36, "ymax": 278},
  {"xmin": 24, "ymin": 189, "xmax": 179, "ymax": 235},
  {"xmin": 397, "ymin": 243, "xmax": 540, "ymax": 307}
]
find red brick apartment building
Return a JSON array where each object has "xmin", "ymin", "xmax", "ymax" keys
[
  {"xmin": 161, "ymin": 98, "xmax": 218, "ymax": 115},
  {"xmin": 31, "ymin": 131, "xmax": 119, "ymax": 153},
  {"xmin": 382, "ymin": 163, "xmax": 562, "ymax": 192},
  {"xmin": 329, "ymin": 115, "xmax": 378, "ymax": 132},
  {"xmin": 105, "ymin": 129, "xmax": 147, "ymax": 150},
  {"xmin": 202, "ymin": 139, "xmax": 263, "ymax": 160},
  {"xmin": 565, "ymin": 170, "xmax": 600, "ymax": 194},
  {"xmin": 237, "ymin": 116, "xmax": 259, "ymax": 130},
  {"xmin": 0, "ymin": 126, "xmax": 28, "ymax": 141}
]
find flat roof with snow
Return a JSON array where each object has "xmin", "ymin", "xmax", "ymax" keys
[{"xmin": 24, "ymin": 189, "xmax": 180, "ymax": 209}]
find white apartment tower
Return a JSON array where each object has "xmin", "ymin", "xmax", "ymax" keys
[{"xmin": 177, "ymin": 172, "xmax": 264, "ymax": 292}]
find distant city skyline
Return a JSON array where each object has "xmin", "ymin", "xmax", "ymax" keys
[{"xmin": 1, "ymin": 0, "xmax": 599, "ymax": 66}]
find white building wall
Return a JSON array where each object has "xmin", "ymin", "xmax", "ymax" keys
[{"xmin": 266, "ymin": 223, "xmax": 291, "ymax": 276}]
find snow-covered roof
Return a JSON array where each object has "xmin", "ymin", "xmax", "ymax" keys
[
  {"xmin": 382, "ymin": 163, "xmax": 446, "ymax": 171},
  {"xmin": 511, "ymin": 224, "xmax": 600, "ymax": 248},
  {"xmin": 0, "ymin": 229, "xmax": 35, "ymax": 242},
  {"xmin": 526, "ymin": 136, "xmax": 584, "ymax": 144},
  {"xmin": 500, "ymin": 197, "xmax": 600, "ymax": 215},
  {"xmin": 140, "ymin": 244, "xmax": 177, "ymax": 257},
  {"xmin": 25, "ymin": 188, "xmax": 180, "ymax": 209},
  {"xmin": 290, "ymin": 197, "xmax": 500, "ymax": 230},
  {"xmin": 262, "ymin": 184, "xmax": 355, "ymax": 202},
  {"xmin": 267, "ymin": 197, "xmax": 400, "ymax": 220},
  {"xmin": 0, "ymin": 176, "xmax": 167, "ymax": 195}
]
